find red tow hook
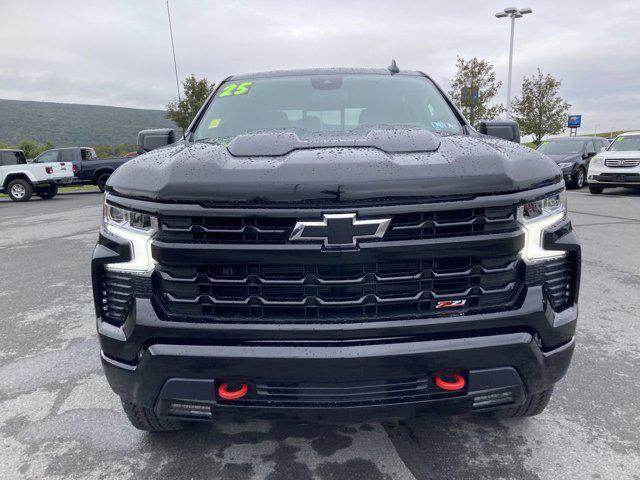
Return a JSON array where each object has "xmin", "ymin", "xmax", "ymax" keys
[
  {"xmin": 434, "ymin": 371, "xmax": 466, "ymax": 391},
  {"xmin": 218, "ymin": 383, "xmax": 249, "ymax": 400}
]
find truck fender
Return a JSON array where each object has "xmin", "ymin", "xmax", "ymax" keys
[{"xmin": 2, "ymin": 172, "xmax": 34, "ymax": 189}]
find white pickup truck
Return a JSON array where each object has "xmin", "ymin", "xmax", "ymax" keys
[{"xmin": 1, "ymin": 149, "xmax": 74, "ymax": 202}]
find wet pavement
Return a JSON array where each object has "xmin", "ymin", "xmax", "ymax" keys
[{"xmin": 1, "ymin": 188, "xmax": 639, "ymax": 479}]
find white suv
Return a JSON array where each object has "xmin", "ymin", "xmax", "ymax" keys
[{"xmin": 587, "ymin": 131, "xmax": 640, "ymax": 194}]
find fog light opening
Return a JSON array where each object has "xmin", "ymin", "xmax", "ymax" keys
[
  {"xmin": 434, "ymin": 372, "xmax": 466, "ymax": 391},
  {"xmin": 472, "ymin": 391, "xmax": 514, "ymax": 409},
  {"xmin": 168, "ymin": 401, "xmax": 212, "ymax": 418},
  {"xmin": 218, "ymin": 383, "xmax": 249, "ymax": 401}
]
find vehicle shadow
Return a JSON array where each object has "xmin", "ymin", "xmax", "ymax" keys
[{"xmin": 136, "ymin": 414, "xmax": 535, "ymax": 480}]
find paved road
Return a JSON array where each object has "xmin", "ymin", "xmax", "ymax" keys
[{"xmin": 1, "ymin": 188, "xmax": 639, "ymax": 480}]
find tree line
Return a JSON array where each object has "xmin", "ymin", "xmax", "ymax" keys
[{"xmin": 166, "ymin": 60, "xmax": 572, "ymax": 146}]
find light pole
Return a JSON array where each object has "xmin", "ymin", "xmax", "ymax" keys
[
  {"xmin": 166, "ymin": 1, "xmax": 181, "ymax": 102},
  {"xmin": 495, "ymin": 7, "xmax": 533, "ymax": 119}
]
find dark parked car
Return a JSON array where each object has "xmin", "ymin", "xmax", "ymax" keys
[
  {"xmin": 33, "ymin": 147, "xmax": 133, "ymax": 191},
  {"xmin": 93, "ymin": 67, "xmax": 580, "ymax": 432},
  {"xmin": 536, "ymin": 137, "xmax": 609, "ymax": 189}
]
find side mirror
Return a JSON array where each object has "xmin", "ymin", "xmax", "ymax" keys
[
  {"xmin": 478, "ymin": 120, "xmax": 521, "ymax": 143},
  {"xmin": 584, "ymin": 151, "xmax": 596, "ymax": 159},
  {"xmin": 137, "ymin": 128, "xmax": 175, "ymax": 154}
]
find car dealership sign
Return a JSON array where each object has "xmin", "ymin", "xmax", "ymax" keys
[{"xmin": 567, "ymin": 115, "xmax": 582, "ymax": 128}]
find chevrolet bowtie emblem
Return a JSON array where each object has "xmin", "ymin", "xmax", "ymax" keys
[{"xmin": 289, "ymin": 213, "xmax": 391, "ymax": 248}]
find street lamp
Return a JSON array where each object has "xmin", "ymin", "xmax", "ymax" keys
[{"xmin": 495, "ymin": 7, "xmax": 533, "ymax": 118}]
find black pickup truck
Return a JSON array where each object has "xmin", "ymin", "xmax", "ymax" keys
[
  {"xmin": 33, "ymin": 147, "xmax": 133, "ymax": 191},
  {"xmin": 92, "ymin": 67, "xmax": 580, "ymax": 432}
]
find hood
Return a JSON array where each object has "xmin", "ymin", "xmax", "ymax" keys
[
  {"xmin": 544, "ymin": 153, "xmax": 581, "ymax": 163},
  {"xmin": 108, "ymin": 129, "xmax": 562, "ymax": 206}
]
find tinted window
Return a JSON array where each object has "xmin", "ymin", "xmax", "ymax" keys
[
  {"xmin": 537, "ymin": 140, "xmax": 585, "ymax": 155},
  {"xmin": 586, "ymin": 140, "xmax": 596, "ymax": 154},
  {"xmin": 0, "ymin": 151, "xmax": 25, "ymax": 166},
  {"xmin": 60, "ymin": 150, "xmax": 76, "ymax": 162},
  {"xmin": 194, "ymin": 74, "xmax": 462, "ymax": 141},
  {"xmin": 36, "ymin": 151, "xmax": 59, "ymax": 163}
]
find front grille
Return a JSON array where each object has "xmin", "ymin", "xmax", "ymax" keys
[
  {"xmin": 157, "ymin": 205, "xmax": 517, "ymax": 245},
  {"xmin": 542, "ymin": 257, "xmax": 574, "ymax": 311},
  {"xmin": 604, "ymin": 158, "xmax": 640, "ymax": 168},
  {"xmin": 220, "ymin": 376, "xmax": 462, "ymax": 408},
  {"xmin": 154, "ymin": 254, "xmax": 524, "ymax": 323}
]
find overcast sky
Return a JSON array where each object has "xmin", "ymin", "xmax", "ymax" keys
[{"xmin": 1, "ymin": 0, "xmax": 639, "ymax": 134}]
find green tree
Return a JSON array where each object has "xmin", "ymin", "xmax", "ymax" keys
[
  {"xmin": 166, "ymin": 75, "xmax": 216, "ymax": 131},
  {"xmin": 449, "ymin": 56, "xmax": 504, "ymax": 129},
  {"xmin": 511, "ymin": 69, "xmax": 570, "ymax": 145},
  {"xmin": 18, "ymin": 139, "xmax": 42, "ymax": 158},
  {"xmin": 17, "ymin": 139, "xmax": 54, "ymax": 159}
]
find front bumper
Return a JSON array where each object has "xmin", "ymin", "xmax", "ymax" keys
[
  {"xmin": 101, "ymin": 327, "xmax": 575, "ymax": 422},
  {"xmin": 587, "ymin": 174, "xmax": 640, "ymax": 187},
  {"xmin": 588, "ymin": 164, "xmax": 640, "ymax": 187}
]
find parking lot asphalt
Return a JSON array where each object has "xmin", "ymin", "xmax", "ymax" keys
[{"xmin": 1, "ymin": 188, "xmax": 639, "ymax": 480}]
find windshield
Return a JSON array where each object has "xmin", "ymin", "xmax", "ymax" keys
[
  {"xmin": 537, "ymin": 140, "xmax": 585, "ymax": 155},
  {"xmin": 608, "ymin": 135, "xmax": 640, "ymax": 152},
  {"xmin": 193, "ymin": 74, "xmax": 462, "ymax": 141}
]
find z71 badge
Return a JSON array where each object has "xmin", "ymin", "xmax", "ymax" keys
[{"xmin": 436, "ymin": 300, "xmax": 467, "ymax": 309}]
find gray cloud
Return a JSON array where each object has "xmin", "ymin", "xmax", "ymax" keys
[{"xmin": 1, "ymin": 0, "xmax": 639, "ymax": 134}]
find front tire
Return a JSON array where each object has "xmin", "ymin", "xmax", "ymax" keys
[
  {"xmin": 494, "ymin": 387, "xmax": 554, "ymax": 418},
  {"xmin": 36, "ymin": 185, "xmax": 58, "ymax": 199},
  {"xmin": 120, "ymin": 398, "xmax": 183, "ymax": 432},
  {"xmin": 7, "ymin": 178, "xmax": 34, "ymax": 202},
  {"xmin": 569, "ymin": 168, "xmax": 586, "ymax": 189},
  {"xmin": 97, "ymin": 173, "xmax": 111, "ymax": 192},
  {"xmin": 589, "ymin": 185, "xmax": 604, "ymax": 194}
]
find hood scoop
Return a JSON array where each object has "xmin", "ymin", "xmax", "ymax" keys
[{"xmin": 227, "ymin": 128, "xmax": 441, "ymax": 157}]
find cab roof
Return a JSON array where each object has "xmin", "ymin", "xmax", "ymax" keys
[
  {"xmin": 229, "ymin": 67, "xmax": 424, "ymax": 81},
  {"xmin": 619, "ymin": 131, "xmax": 640, "ymax": 136}
]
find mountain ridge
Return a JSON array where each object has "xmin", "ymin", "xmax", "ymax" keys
[{"xmin": 0, "ymin": 98, "xmax": 178, "ymax": 146}]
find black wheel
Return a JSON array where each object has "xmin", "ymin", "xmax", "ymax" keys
[
  {"xmin": 36, "ymin": 185, "xmax": 58, "ymax": 199},
  {"xmin": 569, "ymin": 168, "xmax": 586, "ymax": 189},
  {"xmin": 589, "ymin": 185, "xmax": 604, "ymax": 194},
  {"xmin": 97, "ymin": 173, "xmax": 111, "ymax": 192},
  {"xmin": 120, "ymin": 398, "xmax": 183, "ymax": 432},
  {"xmin": 494, "ymin": 387, "xmax": 554, "ymax": 418},
  {"xmin": 7, "ymin": 178, "xmax": 34, "ymax": 202}
]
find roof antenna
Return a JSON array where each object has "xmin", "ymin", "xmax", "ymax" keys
[{"xmin": 387, "ymin": 59, "xmax": 400, "ymax": 74}]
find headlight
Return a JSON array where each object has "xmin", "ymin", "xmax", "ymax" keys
[
  {"xmin": 517, "ymin": 190, "xmax": 567, "ymax": 262},
  {"xmin": 557, "ymin": 162, "xmax": 573, "ymax": 169},
  {"xmin": 103, "ymin": 200, "xmax": 157, "ymax": 272},
  {"xmin": 591, "ymin": 157, "xmax": 604, "ymax": 166}
]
